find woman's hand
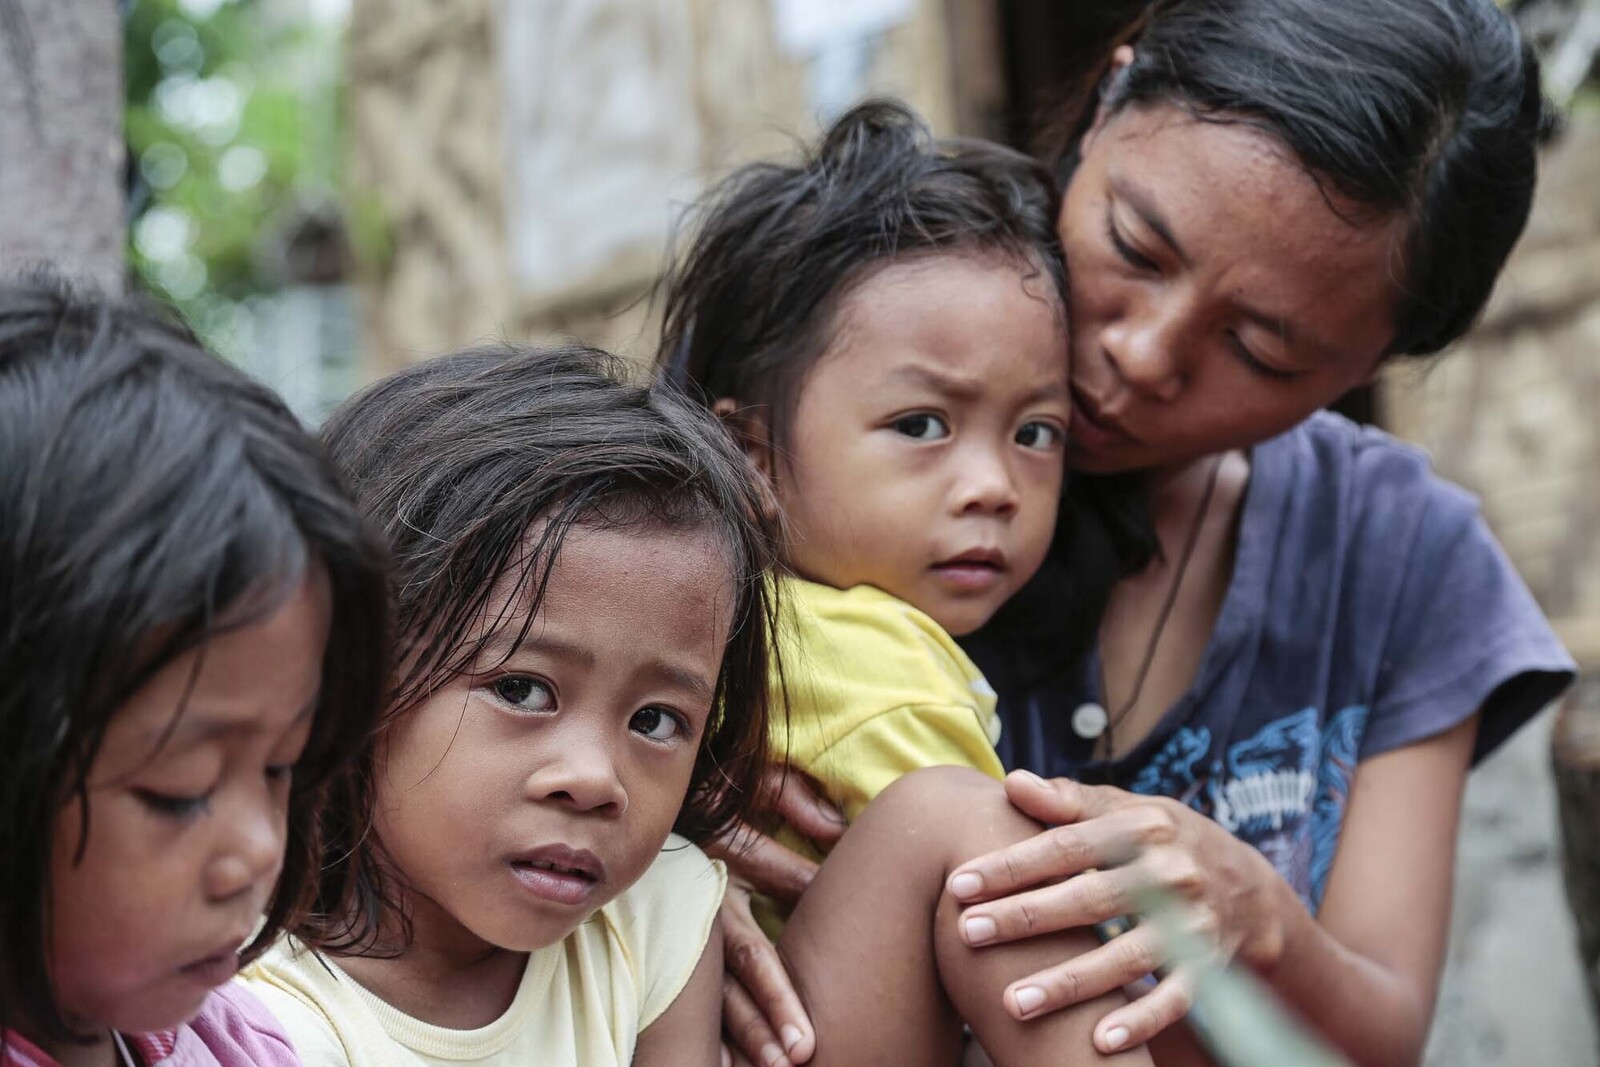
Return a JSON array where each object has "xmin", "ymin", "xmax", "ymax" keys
[
  {"xmin": 946, "ymin": 770, "xmax": 1289, "ymax": 1055},
  {"xmin": 704, "ymin": 767, "xmax": 845, "ymax": 1066}
]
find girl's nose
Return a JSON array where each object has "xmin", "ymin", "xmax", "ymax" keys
[
  {"xmin": 525, "ymin": 732, "xmax": 628, "ymax": 817},
  {"xmin": 205, "ymin": 792, "xmax": 285, "ymax": 903},
  {"xmin": 951, "ymin": 447, "xmax": 1020, "ymax": 518}
]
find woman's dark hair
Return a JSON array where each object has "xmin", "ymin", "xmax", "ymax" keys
[
  {"xmin": 0, "ymin": 274, "xmax": 390, "ymax": 1041},
  {"xmin": 303, "ymin": 342, "xmax": 781, "ymax": 952},
  {"xmin": 1043, "ymin": 0, "xmax": 1552, "ymax": 359},
  {"xmin": 659, "ymin": 98, "xmax": 1066, "ymax": 455}
]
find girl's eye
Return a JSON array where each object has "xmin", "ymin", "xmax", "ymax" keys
[
  {"xmin": 1105, "ymin": 210, "xmax": 1158, "ymax": 272},
  {"xmin": 630, "ymin": 707, "xmax": 687, "ymax": 743},
  {"xmin": 136, "ymin": 789, "xmax": 212, "ymax": 820},
  {"xmin": 892, "ymin": 413, "xmax": 950, "ymax": 441},
  {"xmin": 1228, "ymin": 333, "xmax": 1298, "ymax": 381},
  {"xmin": 493, "ymin": 675, "xmax": 556, "ymax": 713},
  {"xmin": 266, "ymin": 763, "xmax": 296, "ymax": 786},
  {"xmin": 1015, "ymin": 422, "xmax": 1063, "ymax": 451}
]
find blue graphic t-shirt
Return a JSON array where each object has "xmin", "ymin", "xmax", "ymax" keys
[{"xmin": 967, "ymin": 413, "xmax": 1575, "ymax": 913}]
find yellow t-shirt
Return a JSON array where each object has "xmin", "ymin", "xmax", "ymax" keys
[
  {"xmin": 757, "ymin": 579, "xmax": 1005, "ymax": 934},
  {"xmin": 243, "ymin": 837, "xmax": 725, "ymax": 1067}
]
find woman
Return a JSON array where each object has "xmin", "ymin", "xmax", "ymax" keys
[{"xmin": 714, "ymin": 2, "xmax": 1572, "ymax": 1066}]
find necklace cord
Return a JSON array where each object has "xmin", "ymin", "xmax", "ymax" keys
[{"xmin": 1099, "ymin": 453, "xmax": 1227, "ymax": 757}]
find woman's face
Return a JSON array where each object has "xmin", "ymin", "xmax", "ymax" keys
[{"xmin": 1060, "ymin": 102, "xmax": 1407, "ymax": 474}]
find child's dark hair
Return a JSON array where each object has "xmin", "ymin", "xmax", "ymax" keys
[
  {"xmin": 659, "ymin": 98, "xmax": 1066, "ymax": 457},
  {"xmin": 0, "ymin": 274, "xmax": 390, "ymax": 1041},
  {"xmin": 302, "ymin": 342, "xmax": 780, "ymax": 952}
]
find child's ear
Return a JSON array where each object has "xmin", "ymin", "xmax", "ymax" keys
[{"xmin": 711, "ymin": 397, "xmax": 774, "ymax": 481}]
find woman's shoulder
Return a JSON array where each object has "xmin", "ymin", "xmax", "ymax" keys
[{"xmin": 1266, "ymin": 410, "xmax": 1481, "ymax": 541}]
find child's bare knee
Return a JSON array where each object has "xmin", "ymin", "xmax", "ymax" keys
[{"xmin": 865, "ymin": 767, "xmax": 1043, "ymax": 858}]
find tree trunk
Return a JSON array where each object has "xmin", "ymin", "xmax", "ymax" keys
[
  {"xmin": 1554, "ymin": 679, "xmax": 1600, "ymax": 1033},
  {"xmin": 0, "ymin": 0, "xmax": 124, "ymax": 291}
]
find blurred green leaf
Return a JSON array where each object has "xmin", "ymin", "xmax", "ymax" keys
[{"xmin": 1133, "ymin": 887, "xmax": 1355, "ymax": 1067}]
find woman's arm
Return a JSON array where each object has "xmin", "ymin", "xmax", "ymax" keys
[
  {"xmin": 946, "ymin": 715, "xmax": 1478, "ymax": 1066},
  {"xmin": 1252, "ymin": 714, "xmax": 1476, "ymax": 1067},
  {"xmin": 705, "ymin": 768, "xmax": 844, "ymax": 1066},
  {"xmin": 635, "ymin": 923, "xmax": 727, "ymax": 1067}
]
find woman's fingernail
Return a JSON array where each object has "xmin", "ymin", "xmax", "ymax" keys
[
  {"xmin": 781, "ymin": 1025, "xmax": 805, "ymax": 1051},
  {"xmin": 762, "ymin": 1043, "xmax": 787, "ymax": 1067},
  {"xmin": 964, "ymin": 914, "xmax": 997, "ymax": 944},
  {"xmin": 722, "ymin": 1047, "xmax": 733, "ymax": 1067},
  {"xmin": 950, "ymin": 871, "xmax": 983, "ymax": 899},
  {"xmin": 1015, "ymin": 769, "xmax": 1046, "ymax": 787},
  {"xmin": 1013, "ymin": 986, "xmax": 1046, "ymax": 1016},
  {"xmin": 1103, "ymin": 1026, "xmax": 1130, "ymax": 1052}
]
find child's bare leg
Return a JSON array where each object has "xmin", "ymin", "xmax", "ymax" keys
[{"xmin": 777, "ymin": 767, "xmax": 1152, "ymax": 1066}]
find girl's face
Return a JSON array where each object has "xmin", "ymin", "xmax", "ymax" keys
[
  {"xmin": 1059, "ymin": 102, "xmax": 1406, "ymax": 474},
  {"xmin": 47, "ymin": 572, "xmax": 330, "ymax": 1040},
  {"xmin": 372, "ymin": 522, "xmax": 733, "ymax": 958},
  {"xmin": 768, "ymin": 255, "xmax": 1070, "ymax": 637}
]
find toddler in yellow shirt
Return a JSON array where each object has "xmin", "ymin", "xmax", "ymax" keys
[{"xmin": 660, "ymin": 101, "xmax": 1145, "ymax": 1066}]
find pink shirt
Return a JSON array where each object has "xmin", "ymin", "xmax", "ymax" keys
[{"xmin": 3, "ymin": 982, "xmax": 299, "ymax": 1067}]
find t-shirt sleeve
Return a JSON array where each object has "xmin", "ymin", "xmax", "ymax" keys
[
  {"xmin": 240, "ymin": 965, "xmax": 355, "ymax": 1067},
  {"xmin": 185, "ymin": 982, "xmax": 307, "ymax": 1066},
  {"xmin": 1364, "ymin": 489, "xmax": 1574, "ymax": 764},
  {"xmin": 608, "ymin": 836, "xmax": 728, "ymax": 1031},
  {"xmin": 807, "ymin": 704, "xmax": 1007, "ymax": 822}
]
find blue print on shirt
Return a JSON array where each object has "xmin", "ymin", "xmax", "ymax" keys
[{"xmin": 1128, "ymin": 705, "xmax": 1369, "ymax": 911}]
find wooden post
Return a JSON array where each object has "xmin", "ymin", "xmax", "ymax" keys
[
  {"xmin": 1554, "ymin": 677, "xmax": 1600, "ymax": 1026},
  {"xmin": 0, "ymin": 0, "xmax": 125, "ymax": 291}
]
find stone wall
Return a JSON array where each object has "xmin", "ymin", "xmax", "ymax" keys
[
  {"xmin": 347, "ymin": 0, "xmax": 999, "ymax": 371},
  {"xmin": 1383, "ymin": 113, "xmax": 1600, "ymax": 656}
]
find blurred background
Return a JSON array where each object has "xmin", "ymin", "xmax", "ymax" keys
[{"xmin": 1, "ymin": 0, "xmax": 1598, "ymax": 1062}]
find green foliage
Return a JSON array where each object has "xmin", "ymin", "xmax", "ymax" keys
[{"xmin": 124, "ymin": 0, "xmax": 338, "ymax": 345}]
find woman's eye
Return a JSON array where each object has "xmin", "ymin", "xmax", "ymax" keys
[
  {"xmin": 136, "ymin": 789, "xmax": 212, "ymax": 820},
  {"xmin": 1105, "ymin": 211, "xmax": 1158, "ymax": 272},
  {"xmin": 1015, "ymin": 422, "xmax": 1063, "ymax": 450},
  {"xmin": 630, "ymin": 707, "xmax": 686, "ymax": 743},
  {"xmin": 492, "ymin": 675, "xmax": 556, "ymax": 713},
  {"xmin": 265, "ymin": 763, "xmax": 296, "ymax": 786},
  {"xmin": 892, "ymin": 413, "xmax": 950, "ymax": 441},
  {"xmin": 1229, "ymin": 334, "xmax": 1298, "ymax": 381}
]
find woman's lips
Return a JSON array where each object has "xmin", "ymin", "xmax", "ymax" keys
[{"xmin": 1070, "ymin": 386, "xmax": 1136, "ymax": 451}]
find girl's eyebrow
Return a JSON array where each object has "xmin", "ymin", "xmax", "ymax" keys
[{"xmin": 144, "ymin": 695, "xmax": 319, "ymax": 748}]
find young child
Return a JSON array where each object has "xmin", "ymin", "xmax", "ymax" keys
[
  {"xmin": 242, "ymin": 345, "xmax": 783, "ymax": 1067},
  {"xmin": 0, "ymin": 277, "xmax": 389, "ymax": 1066},
  {"xmin": 661, "ymin": 102, "xmax": 1147, "ymax": 1065}
]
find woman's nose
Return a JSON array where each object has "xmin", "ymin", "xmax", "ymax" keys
[{"xmin": 1099, "ymin": 300, "xmax": 1188, "ymax": 402}]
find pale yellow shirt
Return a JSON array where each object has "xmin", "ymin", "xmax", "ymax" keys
[
  {"xmin": 243, "ymin": 837, "xmax": 725, "ymax": 1067},
  {"xmin": 757, "ymin": 579, "xmax": 1005, "ymax": 935}
]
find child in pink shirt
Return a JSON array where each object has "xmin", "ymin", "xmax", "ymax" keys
[{"xmin": 0, "ymin": 277, "xmax": 387, "ymax": 1066}]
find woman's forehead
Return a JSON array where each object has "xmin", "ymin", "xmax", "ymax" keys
[{"xmin": 1085, "ymin": 105, "xmax": 1405, "ymax": 360}]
